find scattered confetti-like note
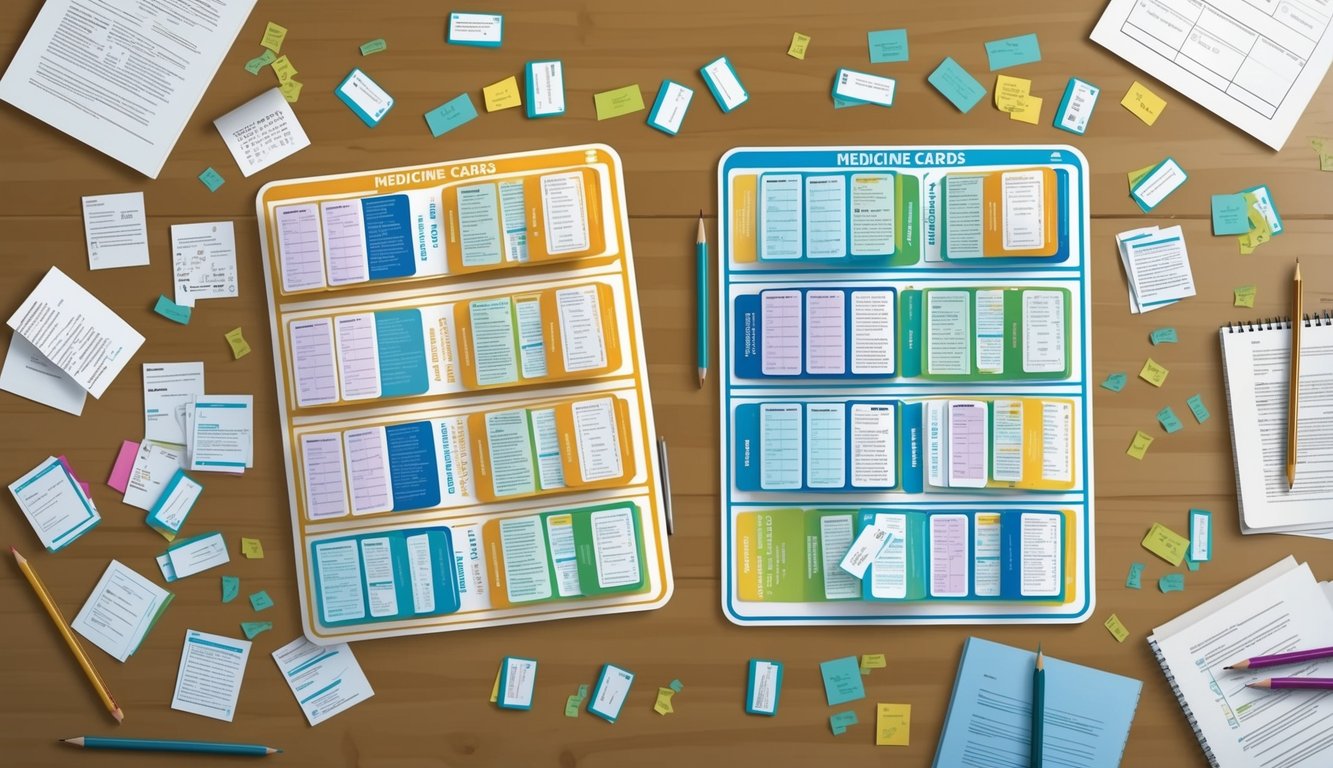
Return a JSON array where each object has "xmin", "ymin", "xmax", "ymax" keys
[
  {"xmin": 1121, "ymin": 81, "xmax": 1165, "ymax": 126},
  {"xmin": 830, "ymin": 710, "xmax": 859, "ymax": 736},
  {"xmin": 241, "ymin": 621, "xmax": 272, "ymax": 640},
  {"xmin": 1100, "ymin": 372, "xmax": 1127, "ymax": 392},
  {"xmin": 1186, "ymin": 394, "xmax": 1210, "ymax": 424},
  {"xmin": 1150, "ymin": 327, "xmax": 1178, "ymax": 345},
  {"xmin": 1127, "ymin": 430, "xmax": 1154, "ymax": 460},
  {"xmin": 360, "ymin": 38, "xmax": 387, "ymax": 56},
  {"xmin": 861, "ymin": 653, "xmax": 886, "ymax": 674},
  {"xmin": 225, "ymin": 328, "xmax": 251, "ymax": 359},
  {"xmin": 260, "ymin": 22, "xmax": 287, "ymax": 53},
  {"xmin": 1158, "ymin": 406, "xmax": 1183, "ymax": 433},
  {"xmin": 154, "ymin": 295, "xmax": 191, "ymax": 325},
  {"xmin": 1139, "ymin": 358, "xmax": 1169, "ymax": 387},
  {"xmin": 250, "ymin": 590, "xmax": 274, "ymax": 611},
  {"xmin": 241, "ymin": 537, "xmax": 264, "ymax": 559},
  {"xmin": 787, "ymin": 33, "xmax": 810, "ymax": 60},
  {"xmin": 198, "ymin": 167, "xmax": 225, "ymax": 192},
  {"xmin": 244, "ymin": 49, "xmax": 276, "ymax": 75},
  {"xmin": 1143, "ymin": 522, "xmax": 1189, "ymax": 566},
  {"xmin": 1105, "ymin": 614, "xmax": 1130, "ymax": 642},
  {"xmin": 1159, "ymin": 573, "xmax": 1185, "ymax": 593},
  {"xmin": 221, "ymin": 576, "xmax": 239, "ymax": 603},
  {"xmin": 1126, "ymin": 562, "xmax": 1144, "ymax": 589},
  {"xmin": 1234, "ymin": 284, "xmax": 1257, "ymax": 307}
]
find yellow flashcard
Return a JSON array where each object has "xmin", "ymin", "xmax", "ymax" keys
[
  {"xmin": 1009, "ymin": 95, "xmax": 1042, "ymax": 125},
  {"xmin": 788, "ymin": 32, "xmax": 811, "ymax": 60},
  {"xmin": 1104, "ymin": 614, "xmax": 1130, "ymax": 643},
  {"xmin": 261, "ymin": 22, "xmax": 288, "ymax": 53},
  {"xmin": 483, "ymin": 76, "xmax": 522, "ymax": 112},
  {"xmin": 1121, "ymin": 81, "xmax": 1165, "ymax": 126},
  {"xmin": 1127, "ymin": 430, "xmax": 1153, "ymax": 460},
  {"xmin": 994, "ymin": 75, "xmax": 1030, "ymax": 111},
  {"xmin": 594, "ymin": 84, "xmax": 645, "ymax": 120},
  {"xmin": 225, "ymin": 328, "xmax": 251, "ymax": 359},
  {"xmin": 875, "ymin": 703, "xmax": 911, "ymax": 746},
  {"xmin": 1142, "ymin": 522, "xmax": 1188, "ymax": 566},
  {"xmin": 240, "ymin": 537, "xmax": 264, "ymax": 559},
  {"xmin": 1139, "ymin": 358, "xmax": 1169, "ymax": 387}
]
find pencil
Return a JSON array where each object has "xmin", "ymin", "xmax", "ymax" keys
[
  {"xmin": 62, "ymin": 737, "xmax": 280, "ymax": 756},
  {"xmin": 11, "ymin": 546, "xmax": 123, "ymax": 723},
  {"xmin": 1288, "ymin": 259, "xmax": 1302, "ymax": 488},
  {"xmin": 1226, "ymin": 645, "xmax": 1333, "ymax": 670},
  {"xmin": 1248, "ymin": 677, "xmax": 1333, "ymax": 690},
  {"xmin": 1031, "ymin": 644, "xmax": 1045, "ymax": 768},
  {"xmin": 697, "ymin": 210, "xmax": 709, "ymax": 389}
]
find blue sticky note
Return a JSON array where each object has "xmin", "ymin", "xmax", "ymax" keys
[
  {"xmin": 198, "ymin": 167, "xmax": 225, "ymax": 192},
  {"xmin": 1211, "ymin": 194, "xmax": 1249, "ymax": 235},
  {"xmin": 1187, "ymin": 394, "xmax": 1210, "ymax": 423},
  {"xmin": 240, "ymin": 621, "xmax": 272, "ymax": 640},
  {"xmin": 153, "ymin": 295, "xmax": 191, "ymax": 325},
  {"xmin": 249, "ymin": 590, "xmax": 274, "ymax": 611},
  {"xmin": 1159, "ymin": 573, "xmax": 1185, "ymax": 593},
  {"xmin": 424, "ymin": 93, "xmax": 479, "ymax": 137},
  {"xmin": 1100, "ymin": 372, "xmax": 1127, "ymax": 392},
  {"xmin": 819, "ymin": 656, "xmax": 865, "ymax": 706},
  {"xmin": 1150, "ymin": 327, "xmax": 1178, "ymax": 345},
  {"xmin": 867, "ymin": 29, "xmax": 909, "ymax": 63},
  {"xmin": 928, "ymin": 57, "xmax": 986, "ymax": 113},
  {"xmin": 829, "ymin": 710, "xmax": 859, "ymax": 735},
  {"xmin": 221, "ymin": 575, "xmax": 239, "ymax": 603},
  {"xmin": 1186, "ymin": 558, "xmax": 1200, "ymax": 571},
  {"xmin": 833, "ymin": 96, "xmax": 863, "ymax": 109},
  {"xmin": 1158, "ymin": 406, "xmax": 1184, "ymax": 433},
  {"xmin": 985, "ymin": 33, "xmax": 1041, "ymax": 70},
  {"xmin": 1126, "ymin": 562, "xmax": 1144, "ymax": 589}
]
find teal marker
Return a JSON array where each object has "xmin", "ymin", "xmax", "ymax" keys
[
  {"xmin": 697, "ymin": 211, "xmax": 709, "ymax": 388},
  {"xmin": 63, "ymin": 736, "xmax": 280, "ymax": 757}
]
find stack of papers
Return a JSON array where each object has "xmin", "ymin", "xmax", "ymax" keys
[
  {"xmin": 8, "ymin": 456, "xmax": 101, "ymax": 551},
  {"xmin": 71, "ymin": 560, "xmax": 172, "ymax": 662},
  {"xmin": 1116, "ymin": 225, "xmax": 1195, "ymax": 313},
  {"xmin": 184, "ymin": 395, "xmax": 255, "ymax": 474}
]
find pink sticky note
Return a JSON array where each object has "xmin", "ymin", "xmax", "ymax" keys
[
  {"xmin": 57, "ymin": 455, "xmax": 92, "ymax": 497},
  {"xmin": 107, "ymin": 440, "xmax": 139, "ymax": 493}
]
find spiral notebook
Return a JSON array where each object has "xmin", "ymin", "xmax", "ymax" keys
[
  {"xmin": 1220, "ymin": 312, "xmax": 1333, "ymax": 536},
  {"xmin": 1148, "ymin": 557, "xmax": 1333, "ymax": 768}
]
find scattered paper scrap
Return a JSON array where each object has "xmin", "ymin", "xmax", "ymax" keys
[
  {"xmin": 985, "ymin": 33, "xmax": 1041, "ymax": 70},
  {"xmin": 564, "ymin": 694, "xmax": 581, "ymax": 717},
  {"xmin": 260, "ymin": 22, "xmax": 287, "ymax": 53},
  {"xmin": 279, "ymin": 79, "xmax": 302, "ymax": 103},
  {"xmin": 1100, "ymin": 372, "xmax": 1127, "ymax": 392},
  {"xmin": 1139, "ymin": 358, "xmax": 1169, "ymax": 387},
  {"xmin": 154, "ymin": 295, "xmax": 191, "ymax": 325},
  {"xmin": 1143, "ymin": 522, "xmax": 1189, "ymax": 566},
  {"xmin": 223, "ymin": 328, "xmax": 251, "ymax": 360},
  {"xmin": 1104, "ymin": 614, "xmax": 1130, "ymax": 643},
  {"xmin": 820, "ymin": 657, "xmax": 865, "ymax": 706},
  {"xmin": 1127, "ymin": 430, "xmax": 1154, "ymax": 460},
  {"xmin": 489, "ymin": 666, "xmax": 500, "ymax": 703},
  {"xmin": 1126, "ymin": 562, "xmax": 1144, "ymax": 589},
  {"xmin": 1186, "ymin": 558, "xmax": 1200, "ymax": 571},
  {"xmin": 271, "ymin": 55, "xmax": 296, "ymax": 83},
  {"xmin": 669, "ymin": 679, "xmax": 683, "ymax": 693},
  {"xmin": 360, "ymin": 38, "xmax": 387, "ymax": 56},
  {"xmin": 1121, "ymin": 81, "xmax": 1165, "ymax": 125},
  {"xmin": 1009, "ymin": 95, "xmax": 1042, "ymax": 125},
  {"xmin": 867, "ymin": 29, "xmax": 909, "ymax": 63},
  {"xmin": 214, "ymin": 88, "xmax": 309, "ymax": 177},
  {"xmin": 198, "ymin": 167, "xmax": 225, "ymax": 192},
  {"xmin": 244, "ymin": 49, "xmax": 276, "ymax": 75},
  {"xmin": 249, "ymin": 590, "xmax": 274, "ymax": 611},
  {"xmin": 928, "ymin": 57, "xmax": 986, "ymax": 113},
  {"xmin": 830, "ymin": 710, "xmax": 859, "ymax": 736},
  {"xmin": 483, "ymin": 75, "xmax": 522, "ymax": 112},
  {"xmin": 787, "ymin": 32, "xmax": 810, "ymax": 60},
  {"xmin": 1311, "ymin": 137, "xmax": 1332, "ymax": 171},
  {"xmin": 222, "ymin": 575, "xmax": 239, "ymax": 603},
  {"xmin": 1127, "ymin": 163, "xmax": 1154, "ymax": 190},
  {"xmin": 1185, "ymin": 394, "xmax": 1209, "ymax": 424},
  {"xmin": 241, "ymin": 537, "xmax": 264, "ymax": 559},
  {"xmin": 1159, "ymin": 573, "xmax": 1185, "ymax": 593},
  {"xmin": 1150, "ymin": 327, "xmax": 1178, "ymax": 345},
  {"xmin": 994, "ymin": 75, "xmax": 1031, "ymax": 112},
  {"xmin": 107, "ymin": 440, "xmax": 138, "ymax": 493},
  {"xmin": 653, "ymin": 687, "xmax": 676, "ymax": 715},
  {"xmin": 241, "ymin": 621, "xmax": 272, "ymax": 640},
  {"xmin": 594, "ymin": 84, "xmax": 645, "ymax": 120},
  {"xmin": 424, "ymin": 93, "xmax": 478, "ymax": 137},
  {"xmin": 860, "ymin": 653, "xmax": 887, "ymax": 674},
  {"xmin": 1234, "ymin": 284, "xmax": 1257, "ymax": 308},
  {"xmin": 1158, "ymin": 406, "xmax": 1183, "ymax": 433},
  {"xmin": 1211, "ymin": 194, "xmax": 1249, "ymax": 235},
  {"xmin": 876, "ymin": 703, "xmax": 911, "ymax": 746}
]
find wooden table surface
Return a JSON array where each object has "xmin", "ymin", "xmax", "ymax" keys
[{"xmin": 2, "ymin": 1, "xmax": 1332, "ymax": 765}]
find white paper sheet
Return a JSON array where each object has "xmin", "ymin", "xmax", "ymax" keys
[
  {"xmin": 0, "ymin": 333, "xmax": 86, "ymax": 415},
  {"xmin": 272, "ymin": 636, "xmax": 375, "ymax": 725},
  {"xmin": 214, "ymin": 88, "xmax": 310, "ymax": 177},
  {"xmin": 82, "ymin": 193, "xmax": 149, "ymax": 270},
  {"xmin": 142, "ymin": 363, "xmax": 204, "ymax": 445},
  {"xmin": 170, "ymin": 222, "xmax": 238, "ymax": 307},
  {"xmin": 171, "ymin": 629, "xmax": 251, "ymax": 721},
  {"xmin": 71, "ymin": 560, "xmax": 170, "ymax": 662}
]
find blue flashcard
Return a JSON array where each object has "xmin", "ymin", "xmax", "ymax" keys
[
  {"xmin": 588, "ymin": 664, "xmax": 634, "ymax": 723},
  {"xmin": 240, "ymin": 621, "xmax": 272, "ymax": 640},
  {"xmin": 1211, "ymin": 194, "xmax": 1249, "ymax": 235},
  {"xmin": 385, "ymin": 421, "xmax": 441, "ymax": 509},
  {"xmin": 985, "ymin": 33, "xmax": 1041, "ymax": 70},
  {"xmin": 374, "ymin": 309, "xmax": 430, "ymax": 397},
  {"xmin": 154, "ymin": 295, "xmax": 191, "ymax": 325},
  {"xmin": 424, "ymin": 93, "xmax": 478, "ymax": 137},
  {"xmin": 745, "ymin": 659, "xmax": 783, "ymax": 715},
  {"xmin": 647, "ymin": 80, "xmax": 694, "ymax": 136},
  {"xmin": 447, "ymin": 12, "xmax": 503, "ymax": 47},
  {"xmin": 525, "ymin": 61, "xmax": 565, "ymax": 118},
  {"xmin": 830, "ymin": 710, "xmax": 859, "ymax": 735},
  {"xmin": 700, "ymin": 56, "xmax": 748, "ymax": 112},
  {"xmin": 361, "ymin": 196, "xmax": 417, "ymax": 279},
  {"xmin": 198, "ymin": 167, "xmax": 225, "ymax": 192},
  {"xmin": 497, "ymin": 657, "xmax": 538, "ymax": 710},
  {"xmin": 335, "ymin": 68, "xmax": 395, "ymax": 127},
  {"xmin": 867, "ymin": 29, "xmax": 909, "ymax": 63},
  {"xmin": 819, "ymin": 656, "xmax": 865, "ymax": 706},
  {"xmin": 249, "ymin": 590, "xmax": 274, "ymax": 611},
  {"xmin": 1053, "ymin": 78, "xmax": 1099, "ymax": 135},
  {"xmin": 928, "ymin": 57, "xmax": 986, "ymax": 113},
  {"xmin": 1189, "ymin": 509, "xmax": 1213, "ymax": 562}
]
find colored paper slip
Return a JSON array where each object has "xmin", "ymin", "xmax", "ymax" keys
[
  {"xmin": 1159, "ymin": 573, "xmax": 1185, "ymax": 593},
  {"xmin": 260, "ymin": 22, "xmax": 286, "ymax": 53},
  {"xmin": 240, "ymin": 621, "xmax": 272, "ymax": 639},
  {"xmin": 994, "ymin": 75, "xmax": 1031, "ymax": 111},
  {"xmin": 241, "ymin": 537, "xmax": 263, "ymax": 558},
  {"xmin": 1009, "ymin": 95, "xmax": 1042, "ymax": 125},
  {"xmin": 985, "ymin": 33, "xmax": 1041, "ymax": 70},
  {"xmin": 1127, "ymin": 430, "xmax": 1153, "ymax": 460},
  {"xmin": 221, "ymin": 575, "xmax": 239, "ymax": 603},
  {"xmin": 1104, "ymin": 614, "xmax": 1130, "ymax": 642},
  {"xmin": 1100, "ymin": 372, "xmax": 1126, "ymax": 392},
  {"xmin": 198, "ymin": 167, "xmax": 225, "ymax": 192},
  {"xmin": 483, "ymin": 75, "xmax": 522, "ymax": 112},
  {"xmin": 425, "ymin": 93, "xmax": 478, "ymax": 137},
  {"xmin": 594, "ymin": 84, "xmax": 645, "ymax": 120},
  {"xmin": 1121, "ymin": 81, "xmax": 1165, "ymax": 126},
  {"xmin": 867, "ymin": 29, "xmax": 908, "ymax": 63},
  {"xmin": 1139, "ymin": 358, "xmax": 1168, "ymax": 387},
  {"xmin": 875, "ymin": 703, "xmax": 910, "ymax": 745},
  {"xmin": 1211, "ymin": 194, "xmax": 1249, "ymax": 235},
  {"xmin": 830, "ymin": 710, "xmax": 859, "ymax": 735},
  {"xmin": 1126, "ymin": 562, "xmax": 1144, "ymax": 589},
  {"xmin": 360, "ymin": 38, "xmax": 387, "ymax": 56},
  {"xmin": 271, "ymin": 55, "xmax": 296, "ymax": 83},
  {"xmin": 1142, "ymin": 522, "xmax": 1188, "ymax": 566},
  {"xmin": 928, "ymin": 57, "xmax": 985, "ymax": 113},
  {"xmin": 249, "ymin": 590, "xmax": 274, "ymax": 611},
  {"xmin": 1158, "ymin": 406, "xmax": 1183, "ymax": 433},
  {"xmin": 1150, "ymin": 327, "xmax": 1177, "ymax": 344},
  {"xmin": 787, "ymin": 33, "xmax": 810, "ymax": 60},
  {"xmin": 1234, "ymin": 284, "xmax": 1257, "ymax": 307},
  {"xmin": 224, "ymin": 328, "xmax": 250, "ymax": 359},
  {"xmin": 1187, "ymin": 394, "xmax": 1210, "ymax": 423},
  {"xmin": 244, "ymin": 49, "xmax": 276, "ymax": 75},
  {"xmin": 860, "ymin": 653, "xmax": 887, "ymax": 673},
  {"xmin": 820, "ymin": 657, "xmax": 865, "ymax": 706},
  {"xmin": 154, "ymin": 295, "xmax": 191, "ymax": 325}
]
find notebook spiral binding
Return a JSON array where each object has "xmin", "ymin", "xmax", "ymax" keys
[
  {"xmin": 1225, "ymin": 310, "xmax": 1333, "ymax": 333},
  {"xmin": 1149, "ymin": 637, "xmax": 1220, "ymax": 768}
]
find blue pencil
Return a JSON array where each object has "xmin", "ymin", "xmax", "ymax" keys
[
  {"xmin": 696, "ymin": 211, "xmax": 709, "ymax": 388},
  {"xmin": 63, "ymin": 736, "xmax": 280, "ymax": 756}
]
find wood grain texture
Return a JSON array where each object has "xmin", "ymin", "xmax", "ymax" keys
[{"xmin": 1, "ymin": 0, "xmax": 1331, "ymax": 765}]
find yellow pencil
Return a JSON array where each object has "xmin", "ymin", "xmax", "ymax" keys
[
  {"xmin": 1288, "ymin": 260, "xmax": 1302, "ymax": 489},
  {"xmin": 11, "ymin": 546, "xmax": 123, "ymax": 723}
]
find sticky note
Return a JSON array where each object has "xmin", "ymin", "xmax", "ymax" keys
[
  {"xmin": 483, "ymin": 75, "xmax": 522, "ymax": 112},
  {"xmin": 578, "ymin": 683, "xmax": 588, "ymax": 700},
  {"xmin": 107, "ymin": 440, "xmax": 139, "ymax": 493},
  {"xmin": 1186, "ymin": 558, "xmax": 1200, "ymax": 571},
  {"xmin": 271, "ymin": 55, "xmax": 297, "ymax": 83},
  {"xmin": 249, "ymin": 590, "xmax": 274, "ymax": 611},
  {"xmin": 653, "ymin": 687, "xmax": 675, "ymax": 715},
  {"xmin": 489, "ymin": 667, "xmax": 500, "ymax": 703},
  {"xmin": 1100, "ymin": 372, "xmax": 1127, "ymax": 392},
  {"xmin": 985, "ymin": 33, "xmax": 1041, "ymax": 70},
  {"xmin": 1009, "ymin": 95, "xmax": 1042, "ymax": 125},
  {"xmin": 1104, "ymin": 614, "xmax": 1130, "ymax": 643},
  {"xmin": 447, "ymin": 12, "xmax": 503, "ymax": 47},
  {"xmin": 1122, "ymin": 81, "xmax": 1165, "ymax": 125},
  {"xmin": 244, "ymin": 50, "xmax": 276, "ymax": 75},
  {"xmin": 198, "ymin": 167, "xmax": 225, "ymax": 192},
  {"xmin": 260, "ymin": 22, "xmax": 287, "ymax": 53},
  {"xmin": 1234, "ymin": 284, "xmax": 1256, "ymax": 307},
  {"xmin": 240, "ymin": 621, "xmax": 272, "ymax": 640},
  {"xmin": 1211, "ymin": 194, "xmax": 1249, "ymax": 235},
  {"xmin": 820, "ymin": 656, "xmax": 865, "ymax": 706},
  {"xmin": 221, "ymin": 576, "xmax": 239, "ymax": 603},
  {"xmin": 1127, "ymin": 430, "xmax": 1154, "ymax": 460},
  {"xmin": 860, "ymin": 653, "xmax": 887, "ymax": 674},
  {"xmin": 241, "ymin": 537, "xmax": 264, "ymax": 559},
  {"xmin": 1143, "ymin": 522, "xmax": 1189, "ymax": 566},
  {"xmin": 1158, "ymin": 406, "xmax": 1183, "ymax": 433},
  {"xmin": 1139, "ymin": 358, "xmax": 1169, "ymax": 387},
  {"xmin": 279, "ymin": 79, "xmax": 302, "ymax": 103},
  {"xmin": 1159, "ymin": 573, "xmax": 1185, "ymax": 593},
  {"xmin": 1150, "ymin": 327, "xmax": 1178, "ymax": 345},
  {"xmin": 1127, "ymin": 562, "xmax": 1144, "ymax": 589},
  {"xmin": 928, "ymin": 57, "xmax": 986, "ymax": 113},
  {"xmin": 424, "ymin": 93, "xmax": 479, "ymax": 138},
  {"xmin": 830, "ymin": 710, "xmax": 859, "ymax": 736},
  {"xmin": 867, "ymin": 29, "xmax": 909, "ymax": 63},
  {"xmin": 787, "ymin": 32, "xmax": 810, "ymax": 60},
  {"xmin": 594, "ymin": 84, "xmax": 645, "ymax": 120},
  {"xmin": 1127, "ymin": 164, "xmax": 1155, "ymax": 192},
  {"xmin": 994, "ymin": 75, "xmax": 1031, "ymax": 111},
  {"xmin": 360, "ymin": 38, "xmax": 387, "ymax": 56},
  {"xmin": 564, "ymin": 694, "xmax": 581, "ymax": 717},
  {"xmin": 875, "ymin": 703, "xmax": 910, "ymax": 746},
  {"xmin": 154, "ymin": 295, "xmax": 191, "ymax": 325},
  {"xmin": 1187, "ymin": 394, "xmax": 1210, "ymax": 423},
  {"xmin": 669, "ymin": 679, "xmax": 683, "ymax": 693},
  {"xmin": 224, "ymin": 328, "xmax": 251, "ymax": 359}
]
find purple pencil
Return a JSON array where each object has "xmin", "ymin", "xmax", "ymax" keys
[
  {"xmin": 1226, "ymin": 646, "xmax": 1333, "ymax": 670},
  {"xmin": 1247, "ymin": 678, "xmax": 1333, "ymax": 690}
]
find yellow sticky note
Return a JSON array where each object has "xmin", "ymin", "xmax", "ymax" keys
[
  {"xmin": 240, "ymin": 537, "xmax": 264, "ymax": 559},
  {"xmin": 483, "ymin": 76, "xmax": 522, "ymax": 112},
  {"xmin": 1139, "ymin": 358, "xmax": 1169, "ymax": 387},
  {"xmin": 788, "ymin": 32, "xmax": 811, "ymax": 60},
  {"xmin": 1009, "ymin": 95, "xmax": 1042, "ymax": 125},
  {"xmin": 653, "ymin": 687, "xmax": 675, "ymax": 715},
  {"xmin": 1127, "ymin": 164, "xmax": 1155, "ymax": 191},
  {"xmin": 994, "ymin": 75, "xmax": 1031, "ymax": 111},
  {"xmin": 271, "ymin": 55, "xmax": 297, "ymax": 83},
  {"xmin": 225, "ymin": 328, "xmax": 251, "ymax": 359},
  {"xmin": 1127, "ymin": 430, "xmax": 1154, "ymax": 460},
  {"xmin": 1104, "ymin": 614, "xmax": 1130, "ymax": 643},
  {"xmin": 1121, "ymin": 81, "xmax": 1166, "ymax": 126},
  {"xmin": 860, "ymin": 653, "xmax": 887, "ymax": 673},
  {"xmin": 1142, "ymin": 522, "xmax": 1189, "ymax": 566},
  {"xmin": 1234, "ymin": 285, "xmax": 1256, "ymax": 308},
  {"xmin": 279, "ymin": 79, "xmax": 302, "ymax": 103},
  {"xmin": 260, "ymin": 22, "xmax": 288, "ymax": 53},
  {"xmin": 594, "ymin": 84, "xmax": 645, "ymax": 120},
  {"xmin": 875, "ymin": 703, "xmax": 911, "ymax": 746},
  {"xmin": 489, "ymin": 667, "xmax": 500, "ymax": 703}
]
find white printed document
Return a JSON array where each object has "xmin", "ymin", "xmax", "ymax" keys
[
  {"xmin": 171, "ymin": 222, "xmax": 238, "ymax": 306},
  {"xmin": 71, "ymin": 560, "xmax": 171, "ymax": 662},
  {"xmin": 171, "ymin": 629, "xmax": 251, "ymax": 721},
  {"xmin": 9, "ymin": 456, "xmax": 100, "ymax": 551},
  {"xmin": 1091, "ymin": 0, "xmax": 1333, "ymax": 149},
  {"xmin": 190, "ymin": 395, "xmax": 254, "ymax": 473},
  {"xmin": 0, "ymin": 0, "xmax": 258, "ymax": 177},
  {"xmin": 123, "ymin": 442, "xmax": 187, "ymax": 510},
  {"xmin": 82, "ymin": 193, "xmax": 149, "ymax": 270},
  {"xmin": 143, "ymin": 363, "xmax": 204, "ymax": 445},
  {"xmin": 0, "ymin": 334, "xmax": 87, "ymax": 416},
  {"xmin": 273, "ymin": 636, "xmax": 374, "ymax": 725},
  {"xmin": 214, "ymin": 88, "xmax": 310, "ymax": 177}
]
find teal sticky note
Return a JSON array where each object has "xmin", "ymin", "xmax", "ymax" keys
[
  {"xmin": 669, "ymin": 679, "xmax": 683, "ymax": 693},
  {"xmin": 985, "ymin": 33, "xmax": 1041, "ymax": 70},
  {"xmin": 928, "ymin": 57, "xmax": 986, "ymax": 113},
  {"xmin": 1150, "ymin": 327, "xmax": 1178, "ymax": 345},
  {"xmin": 425, "ymin": 93, "xmax": 479, "ymax": 138},
  {"xmin": 1158, "ymin": 406, "xmax": 1184, "ymax": 433},
  {"xmin": 1100, "ymin": 372, "xmax": 1127, "ymax": 392},
  {"xmin": 833, "ymin": 96, "xmax": 864, "ymax": 109},
  {"xmin": 1211, "ymin": 194, "xmax": 1249, "ymax": 235},
  {"xmin": 240, "ymin": 621, "xmax": 272, "ymax": 640},
  {"xmin": 1187, "ymin": 394, "xmax": 1210, "ymax": 423},
  {"xmin": 819, "ymin": 656, "xmax": 865, "ymax": 706},
  {"xmin": 221, "ymin": 576, "xmax": 239, "ymax": 603},
  {"xmin": 1159, "ymin": 573, "xmax": 1185, "ymax": 593},
  {"xmin": 867, "ymin": 29, "xmax": 909, "ymax": 63},
  {"xmin": 153, "ymin": 295, "xmax": 191, "ymax": 325},
  {"xmin": 829, "ymin": 710, "xmax": 859, "ymax": 735},
  {"xmin": 1186, "ymin": 558, "xmax": 1200, "ymax": 572},
  {"xmin": 198, "ymin": 167, "xmax": 225, "ymax": 192},
  {"xmin": 249, "ymin": 590, "xmax": 274, "ymax": 611},
  {"xmin": 1126, "ymin": 562, "xmax": 1144, "ymax": 589}
]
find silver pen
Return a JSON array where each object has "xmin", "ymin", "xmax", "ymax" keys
[{"xmin": 657, "ymin": 436, "xmax": 674, "ymax": 535}]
